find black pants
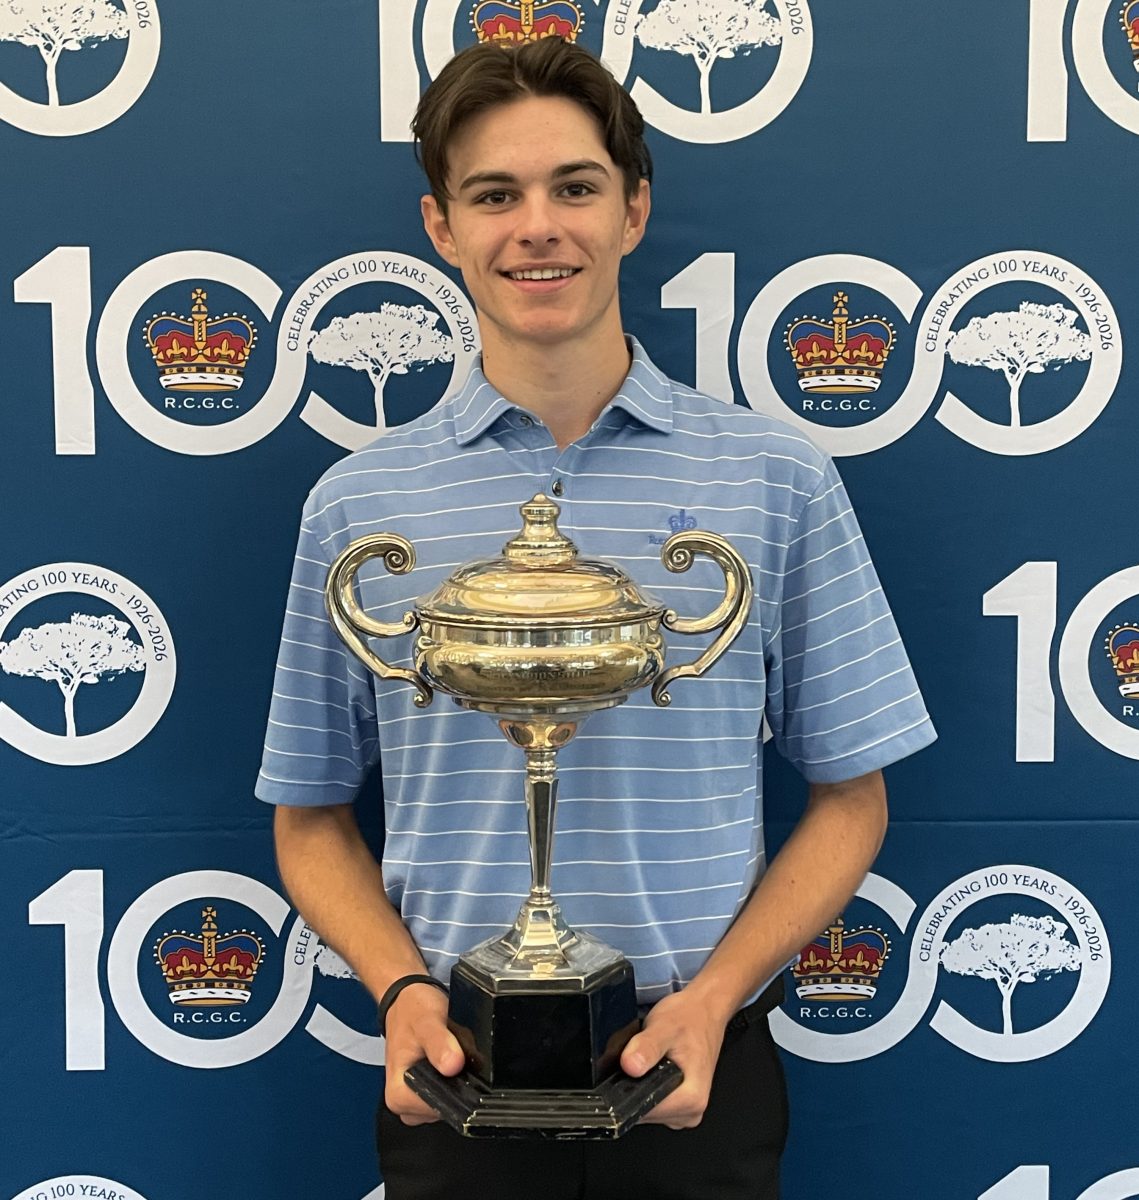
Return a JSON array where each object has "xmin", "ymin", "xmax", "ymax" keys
[{"xmin": 377, "ymin": 980, "xmax": 788, "ymax": 1200}]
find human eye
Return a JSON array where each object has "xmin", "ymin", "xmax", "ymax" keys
[
  {"xmin": 560, "ymin": 180, "xmax": 597, "ymax": 199},
  {"xmin": 473, "ymin": 188, "xmax": 513, "ymax": 206}
]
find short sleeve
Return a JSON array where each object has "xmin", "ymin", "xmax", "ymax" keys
[
  {"xmin": 764, "ymin": 459, "xmax": 936, "ymax": 783},
  {"xmin": 255, "ymin": 515, "xmax": 380, "ymax": 806}
]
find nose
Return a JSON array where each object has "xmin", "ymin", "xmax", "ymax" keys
[{"xmin": 514, "ymin": 192, "xmax": 561, "ymax": 246}]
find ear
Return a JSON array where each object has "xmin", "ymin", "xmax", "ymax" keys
[
  {"xmin": 621, "ymin": 180, "xmax": 651, "ymax": 257},
  {"xmin": 421, "ymin": 194, "xmax": 461, "ymax": 268}
]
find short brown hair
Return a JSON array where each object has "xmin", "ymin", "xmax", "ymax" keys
[{"xmin": 412, "ymin": 38, "xmax": 652, "ymax": 208}]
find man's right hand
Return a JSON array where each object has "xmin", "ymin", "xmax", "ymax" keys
[{"xmin": 383, "ymin": 982, "xmax": 466, "ymax": 1124}]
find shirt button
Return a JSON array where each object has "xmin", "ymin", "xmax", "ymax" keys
[
  {"xmin": 550, "ymin": 478, "xmax": 564, "ymax": 497},
  {"xmin": 519, "ymin": 414, "xmax": 533, "ymax": 427}
]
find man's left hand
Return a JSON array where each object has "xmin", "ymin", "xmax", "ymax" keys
[{"xmin": 619, "ymin": 990, "xmax": 728, "ymax": 1129}]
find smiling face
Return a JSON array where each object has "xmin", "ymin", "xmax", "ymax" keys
[{"xmin": 420, "ymin": 94, "xmax": 650, "ymax": 361}]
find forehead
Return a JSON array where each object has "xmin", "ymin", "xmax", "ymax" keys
[{"xmin": 447, "ymin": 94, "xmax": 613, "ymax": 184}]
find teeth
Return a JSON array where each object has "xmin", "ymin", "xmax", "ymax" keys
[{"xmin": 508, "ymin": 268, "xmax": 576, "ymax": 280}]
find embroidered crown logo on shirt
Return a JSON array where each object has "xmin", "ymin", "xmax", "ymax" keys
[
  {"xmin": 154, "ymin": 905, "xmax": 265, "ymax": 1006},
  {"xmin": 649, "ymin": 509, "xmax": 698, "ymax": 545},
  {"xmin": 792, "ymin": 918, "xmax": 891, "ymax": 1002}
]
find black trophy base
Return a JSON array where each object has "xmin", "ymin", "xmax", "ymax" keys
[
  {"xmin": 447, "ymin": 953, "xmax": 639, "ymax": 1090},
  {"xmin": 404, "ymin": 1057, "xmax": 683, "ymax": 1139}
]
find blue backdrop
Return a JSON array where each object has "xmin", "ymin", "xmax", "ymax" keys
[{"xmin": 2, "ymin": 3, "xmax": 1137, "ymax": 1198}]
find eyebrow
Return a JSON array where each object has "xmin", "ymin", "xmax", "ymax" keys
[{"xmin": 457, "ymin": 159, "xmax": 611, "ymax": 193}]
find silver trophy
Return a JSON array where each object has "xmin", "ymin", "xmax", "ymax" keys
[{"xmin": 326, "ymin": 494, "xmax": 753, "ymax": 1138}]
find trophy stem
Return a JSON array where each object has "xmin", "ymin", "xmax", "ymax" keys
[
  {"xmin": 525, "ymin": 745, "xmax": 557, "ymax": 904},
  {"xmin": 497, "ymin": 717, "xmax": 580, "ymax": 965}
]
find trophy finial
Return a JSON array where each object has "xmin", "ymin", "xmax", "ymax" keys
[{"xmin": 503, "ymin": 493, "xmax": 578, "ymax": 565}]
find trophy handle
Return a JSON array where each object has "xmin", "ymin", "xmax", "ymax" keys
[
  {"xmin": 651, "ymin": 531, "xmax": 754, "ymax": 707},
  {"xmin": 325, "ymin": 534, "xmax": 433, "ymax": 707}
]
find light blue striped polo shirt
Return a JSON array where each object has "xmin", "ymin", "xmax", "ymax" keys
[{"xmin": 256, "ymin": 338, "xmax": 936, "ymax": 1003}]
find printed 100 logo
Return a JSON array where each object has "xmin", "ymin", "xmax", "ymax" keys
[
  {"xmin": 673, "ymin": 249, "xmax": 1119, "ymax": 457},
  {"xmin": 5, "ymin": 1, "xmax": 1139, "ymax": 148},
  {"xmin": 9, "ymin": 244, "xmax": 1120, "ymax": 459},
  {"xmin": 25, "ymin": 863, "xmax": 1106, "ymax": 1073},
  {"xmin": 28, "ymin": 869, "xmax": 382, "ymax": 1070},
  {"xmin": 380, "ymin": 0, "xmax": 1139, "ymax": 146},
  {"xmin": 380, "ymin": 0, "xmax": 811, "ymax": 145},
  {"xmin": 14, "ymin": 247, "xmax": 477, "ymax": 456}
]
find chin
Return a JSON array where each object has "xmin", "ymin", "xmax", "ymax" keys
[{"xmin": 505, "ymin": 319, "xmax": 586, "ymax": 346}]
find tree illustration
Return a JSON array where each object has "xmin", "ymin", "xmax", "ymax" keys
[
  {"xmin": 0, "ymin": 612, "xmax": 145, "ymax": 737},
  {"xmin": 636, "ymin": 0, "xmax": 782, "ymax": 115},
  {"xmin": 939, "ymin": 914, "xmax": 1082, "ymax": 1035},
  {"xmin": 0, "ymin": 1, "xmax": 129, "ymax": 107},
  {"xmin": 945, "ymin": 301, "xmax": 1092, "ymax": 429},
  {"xmin": 307, "ymin": 304, "xmax": 454, "ymax": 433}
]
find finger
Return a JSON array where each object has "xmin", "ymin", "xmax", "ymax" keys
[
  {"xmin": 421, "ymin": 1023, "xmax": 466, "ymax": 1077},
  {"xmin": 385, "ymin": 1074, "xmax": 441, "ymax": 1124},
  {"xmin": 621, "ymin": 1028, "xmax": 669, "ymax": 1077}
]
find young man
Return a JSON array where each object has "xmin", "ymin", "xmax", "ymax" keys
[{"xmin": 257, "ymin": 37, "xmax": 935, "ymax": 1199}]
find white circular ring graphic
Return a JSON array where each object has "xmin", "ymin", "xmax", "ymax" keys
[
  {"xmin": 422, "ymin": 0, "xmax": 464, "ymax": 79},
  {"xmin": 95, "ymin": 251, "xmax": 284, "ymax": 455},
  {"xmin": 1077, "ymin": 1169, "xmax": 1139, "ymax": 1200},
  {"xmin": 0, "ymin": 562, "xmax": 175, "ymax": 765},
  {"xmin": 10, "ymin": 1178, "xmax": 148, "ymax": 1200},
  {"xmin": 737, "ymin": 254, "xmax": 925, "ymax": 456},
  {"xmin": 768, "ymin": 871, "xmax": 916, "ymax": 1062},
  {"xmin": 1072, "ymin": 0, "xmax": 1139, "ymax": 135},
  {"xmin": 285, "ymin": 252, "xmax": 478, "ymax": 450},
  {"xmin": 0, "ymin": 6, "xmax": 160, "ymax": 136},
  {"xmin": 107, "ymin": 871, "xmax": 315, "ymax": 1069},
  {"xmin": 929, "ymin": 251, "xmax": 1121, "ymax": 456},
  {"xmin": 629, "ymin": 0, "xmax": 812, "ymax": 143}
]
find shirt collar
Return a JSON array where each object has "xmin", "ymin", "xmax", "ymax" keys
[{"xmin": 452, "ymin": 336, "xmax": 674, "ymax": 447}]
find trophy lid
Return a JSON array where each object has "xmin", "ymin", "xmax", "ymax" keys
[{"xmin": 419, "ymin": 494, "xmax": 664, "ymax": 627}]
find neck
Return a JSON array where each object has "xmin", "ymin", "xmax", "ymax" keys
[{"xmin": 480, "ymin": 325, "xmax": 632, "ymax": 450}]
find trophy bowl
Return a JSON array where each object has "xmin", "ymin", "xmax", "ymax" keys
[{"xmin": 325, "ymin": 493, "xmax": 753, "ymax": 1138}]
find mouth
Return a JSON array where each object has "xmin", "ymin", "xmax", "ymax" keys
[{"xmin": 503, "ymin": 267, "xmax": 581, "ymax": 281}]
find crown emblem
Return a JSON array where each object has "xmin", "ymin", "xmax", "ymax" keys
[
  {"xmin": 1105, "ymin": 624, "xmax": 1139, "ymax": 697},
  {"xmin": 471, "ymin": 0, "xmax": 583, "ymax": 43},
  {"xmin": 144, "ymin": 288, "xmax": 256, "ymax": 392},
  {"xmin": 785, "ymin": 291, "xmax": 895, "ymax": 395},
  {"xmin": 1122, "ymin": 2, "xmax": 1139, "ymax": 59},
  {"xmin": 792, "ymin": 918, "xmax": 890, "ymax": 1002},
  {"xmin": 155, "ymin": 906, "xmax": 264, "ymax": 1006},
  {"xmin": 668, "ymin": 509, "xmax": 698, "ymax": 534}
]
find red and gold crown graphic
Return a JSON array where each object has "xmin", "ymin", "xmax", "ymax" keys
[
  {"xmin": 1106, "ymin": 624, "xmax": 1139, "ymax": 697},
  {"xmin": 785, "ymin": 291, "xmax": 895, "ymax": 396},
  {"xmin": 792, "ymin": 918, "xmax": 890, "ymax": 1002},
  {"xmin": 155, "ymin": 906, "xmax": 264, "ymax": 1006},
  {"xmin": 471, "ymin": 0, "xmax": 583, "ymax": 44},
  {"xmin": 1122, "ymin": 2, "xmax": 1139, "ymax": 59},
  {"xmin": 144, "ymin": 288, "xmax": 256, "ymax": 393}
]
